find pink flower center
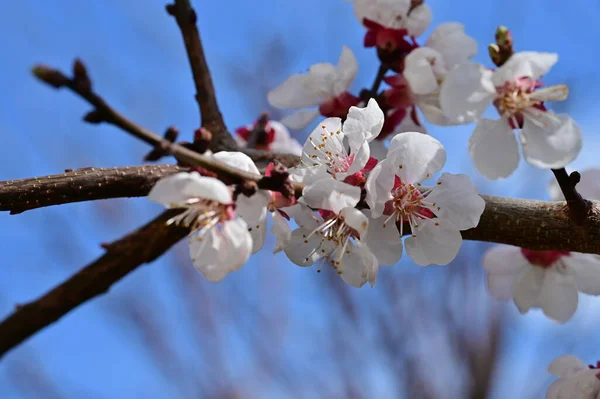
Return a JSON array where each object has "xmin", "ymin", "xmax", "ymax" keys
[
  {"xmin": 235, "ymin": 121, "xmax": 276, "ymax": 150},
  {"xmin": 520, "ymin": 249, "xmax": 570, "ymax": 268},
  {"xmin": 319, "ymin": 92, "xmax": 360, "ymax": 119},
  {"xmin": 382, "ymin": 177, "xmax": 436, "ymax": 233},
  {"xmin": 494, "ymin": 77, "xmax": 544, "ymax": 125},
  {"xmin": 362, "ymin": 19, "xmax": 413, "ymax": 52}
]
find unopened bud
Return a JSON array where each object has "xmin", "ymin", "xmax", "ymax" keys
[
  {"xmin": 32, "ymin": 65, "xmax": 69, "ymax": 88},
  {"xmin": 72, "ymin": 59, "xmax": 92, "ymax": 92},
  {"xmin": 83, "ymin": 109, "xmax": 105, "ymax": 124},
  {"xmin": 489, "ymin": 26, "xmax": 514, "ymax": 67},
  {"xmin": 192, "ymin": 127, "xmax": 212, "ymax": 154}
]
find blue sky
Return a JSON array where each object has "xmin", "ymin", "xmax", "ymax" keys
[{"xmin": 1, "ymin": 0, "xmax": 600, "ymax": 397}]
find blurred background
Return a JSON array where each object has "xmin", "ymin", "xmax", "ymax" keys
[{"xmin": 1, "ymin": 0, "xmax": 600, "ymax": 397}]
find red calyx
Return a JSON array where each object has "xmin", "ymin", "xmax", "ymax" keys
[{"xmin": 520, "ymin": 249, "xmax": 570, "ymax": 268}]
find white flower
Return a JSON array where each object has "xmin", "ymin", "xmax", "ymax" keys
[
  {"xmin": 299, "ymin": 98, "xmax": 384, "ymax": 181},
  {"xmin": 484, "ymin": 170, "xmax": 600, "ymax": 322},
  {"xmin": 267, "ymin": 46, "xmax": 359, "ymax": 130},
  {"xmin": 148, "ymin": 171, "xmax": 252, "ymax": 282},
  {"xmin": 483, "ymin": 246, "xmax": 600, "ymax": 323},
  {"xmin": 350, "ymin": 0, "xmax": 432, "ymax": 38},
  {"xmin": 285, "ymin": 178, "xmax": 379, "ymax": 288},
  {"xmin": 365, "ymin": 132, "xmax": 485, "ymax": 266},
  {"xmin": 440, "ymin": 51, "xmax": 582, "ymax": 179},
  {"xmin": 212, "ymin": 151, "xmax": 273, "ymax": 254},
  {"xmin": 235, "ymin": 120, "xmax": 303, "ymax": 156},
  {"xmin": 547, "ymin": 355, "xmax": 600, "ymax": 399},
  {"xmin": 400, "ymin": 23, "xmax": 477, "ymax": 127},
  {"xmin": 549, "ymin": 168, "xmax": 600, "ymax": 201}
]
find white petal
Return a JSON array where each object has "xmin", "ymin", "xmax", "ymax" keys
[
  {"xmin": 302, "ymin": 178, "xmax": 361, "ymax": 214},
  {"xmin": 212, "ymin": 151, "xmax": 260, "ymax": 175},
  {"xmin": 364, "ymin": 212, "xmax": 404, "ymax": 266},
  {"xmin": 236, "ymin": 190, "xmax": 270, "ymax": 226},
  {"xmin": 302, "ymin": 117, "xmax": 345, "ymax": 165},
  {"xmin": 439, "ymin": 62, "xmax": 496, "ymax": 123},
  {"xmin": 563, "ymin": 253, "xmax": 600, "ymax": 295},
  {"xmin": 338, "ymin": 242, "xmax": 379, "ymax": 288},
  {"xmin": 345, "ymin": 139, "xmax": 370, "ymax": 176},
  {"xmin": 247, "ymin": 217, "xmax": 267, "ymax": 254},
  {"xmin": 290, "ymin": 203, "xmax": 322, "ymax": 231},
  {"xmin": 513, "ymin": 266, "xmax": 545, "ymax": 314},
  {"xmin": 546, "ymin": 370, "xmax": 600, "ymax": 399},
  {"xmin": 285, "ymin": 228, "xmax": 333, "ymax": 267},
  {"xmin": 539, "ymin": 270, "xmax": 578, "ymax": 323},
  {"xmin": 406, "ymin": 3, "xmax": 432, "ymax": 37},
  {"xmin": 149, "ymin": 172, "xmax": 232, "ymax": 207},
  {"xmin": 343, "ymin": 98, "xmax": 384, "ymax": 149},
  {"xmin": 425, "ymin": 23, "xmax": 477, "ymax": 68},
  {"xmin": 340, "ymin": 207, "xmax": 369, "ymax": 238},
  {"xmin": 469, "ymin": 118, "xmax": 520, "ymax": 179},
  {"xmin": 548, "ymin": 355, "xmax": 588, "ymax": 377},
  {"xmin": 404, "ymin": 47, "xmax": 445, "ymax": 95},
  {"xmin": 365, "ymin": 158, "xmax": 395, "ymax": 218},
  {"xmin": 483, "ymin": 246, "xmax": 529, "ymax": 301},
  {"xmin": 189, "ymin": 219, "xmax": 252, "ymax": 282},
  {"xmin": 521, "ymin": 113, "xmax": 582, "ymax": 169},
  {"xmin": 549, "ymin": 168, "xmax": 600, "ymax": 201},
  {"xmin": 301, "ymin": 62, "xmax": 342, "ymax": 100},
  {"xmin": 280, "ymin": 109, "xmax": 320, "ymax": 130},
  {"xmin": 387, "ymin": 132, "xmax": 447, "ymax": 184},
  {"xmin": 483, "ymin": 245, "xmax": 529, "ymax": 275},
  {"xmin": 492, "ymin": 52, "xmax": 558, "ymax": 86},
  {"xmin": 404, "ymin": 219, "xmax": 462, "ymax": 266},
  {"xmin": 288, "ymin": 164, "xmax": 330, "ymax": 185},
  {"xmin": 417, "ymin": 94, "xmax": 462, "ymax": 126},
  {"xmin": 369, "ymin": 139, "xmax": 388, "ymax": 161},
  {"xmin": 426, "ymin": 173, "xmax": 486, "ymax": 230},
  {"xmin": 268, "ymin": 122, "xmax": 304, "ymax": 155},
  {"xmin": 334, "ymin": 46, "xmax": 358, "ymax": 95},
  {"xmin": 271, "ymin": 211, "xmax": 292, "ymax": 253},
  {"xmin": 235, "ymin": 190, "xmax": 270, "ymax": 254},
  {"xmin": 268, "ymin": 74, "xmax": 322, "ymax": 109}
]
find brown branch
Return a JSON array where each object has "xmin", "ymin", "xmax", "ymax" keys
[
  {"xmin": 0, "ymin": 209, "xmax": 190, "ymax": 359},
  {"xmin": 3, "ymin": 166, "xmax": 600, "ymax": 253},
  {"xmin": 165, "ymin": 0, "xmax": 236, "ymax": 152},
  {"xmin": 32, "ymin": 62, "xmax": 302, "ymax": 197},
  {"xmin": 0, "ymin": 165, "xmax": 182, "ymax": 214}
]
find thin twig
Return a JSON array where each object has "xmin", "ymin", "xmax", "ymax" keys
[
  {"xmin": 166, "ymin": 0, "xmax": 236, "ymax": 152},
  {"xmin": 551, "ymin": 168, "xmax": 589, "ymax": 223},
  {"xmin": 0, "ymin": 209, "xmax": 190, "ymax": 359},
  {"xmin": 33, "ymin": 62, "xmax": 302, "ymax": 197}
]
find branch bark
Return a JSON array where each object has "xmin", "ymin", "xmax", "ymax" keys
[
  {"xmin": 166, "ymin": 0, "xmax": 236, "ymax": 152},
  {"xmin": 3, "ymin": 167, "xmax": 600, "ymax": 254},
  {"xmin": 0, "ymin": 165, "xmax": 182, "ymax": 214},
  {"xmin": 0, "ymin": 210, "xmax": 190, "ymax": 359}
]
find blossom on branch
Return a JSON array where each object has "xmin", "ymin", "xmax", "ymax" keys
[
  {"xmin": 483, "ymin": 171, "xmax": 600, "ymax": 322},
  {"xmin": 296, "ymin": 98, "xmax": 384, "ymax": 183},
  {"xmin": 235, "ymin": 119, "xmax": 302, "ymax": 155},
  {"xmin": 547, "ymin": 355, "xmax": 600, "ymax": 399},
  {"xmin": 350, "ymin": 0, "xmax": 432, "ymax": 43},
  {"xmin": 267, "ymin": 46, "xmax": 359, "ymax": 129},
  {"xmin": 365, "ymin": 132, "xmax": 485, "ymax": 266},
  {"xmin": 285, "ymin": 178, "xmax": 379, "ymax": 288},
  {"xmin": 148, "ymin": 171, "xmax": 252, "ymax": 282},
  {"xmin": 440, "ymin": 51, "xmax": 582, "ymax": 179}
]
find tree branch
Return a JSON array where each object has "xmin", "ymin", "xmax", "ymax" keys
[
  {"xmin": 3, "ymin": 166, "xmax": 600, "ymax": 253},
  {"xmin": 551, "ymin": 168, "xmax": 589, "ymax": 224},
  {"xmin": 0, "ymin": 165, "xmax": 182, "ymax": 214},
  {"xmin": 32, "ymin": 62, "xmax": 302, "ymax": 197},
  {"xmin": 165, "ymin": 0, "xmax": 236, "ymax": 152},
  {"xmin": 0, "ymin": 209, "xmax": 190, "ymax": 359}
]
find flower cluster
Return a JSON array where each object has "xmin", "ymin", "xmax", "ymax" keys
[
  {"xmin": 150, "ymin": 99, "xmax": 485, "ymax": 288},
  {"xmin": 147, "ymin": 0, "xmax": 599, "ymax": 391}
]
